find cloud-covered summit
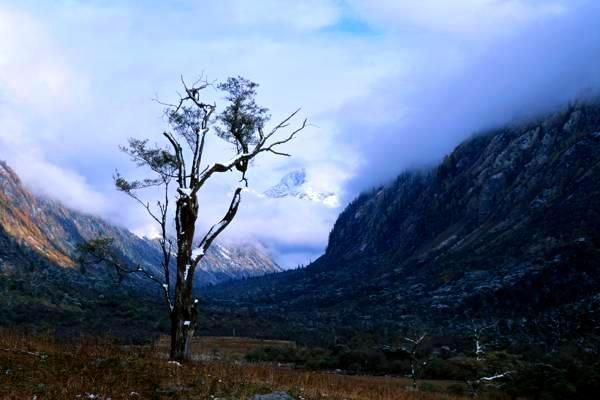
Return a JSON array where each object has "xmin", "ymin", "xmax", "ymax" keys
[{"xmin": 264, "ymin": 169, "xmax": 339, "ymax": 208}]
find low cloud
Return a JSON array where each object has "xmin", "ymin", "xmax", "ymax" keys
[{"xmin": 341, "ymin": 0, "xmax": 600, "ymax": 191}]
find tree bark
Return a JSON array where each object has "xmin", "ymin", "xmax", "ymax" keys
[
  {"xmin": 169, "ymin": 196, "xmax": 199, "ymax": 361},
  {"xmin": 169, "ymin": 301, "xmax": 198, "ymax": 361}
]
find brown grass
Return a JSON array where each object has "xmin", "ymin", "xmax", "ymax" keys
[
  {"xmin": 155, "ymin": 336, "xmax": 296, "ymax": 360},
  {"xmin": 0, "ymin": 332, "xmax": 463, "ymax": 400}
]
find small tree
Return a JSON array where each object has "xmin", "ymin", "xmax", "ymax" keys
[
  {"xmin": 403, "ymin": 332, "xmax": 429, "ymax": 390},
  {"xmin": 464, "ymin": 321, "xmax": 514, "ymax": 398},
  {"xmin": 78, "ymin": 76, "xmax": 306, "ymax": 361},
  {"xmin": 469, "ymin": 321, "xmax": 497, "ymax": 361}
]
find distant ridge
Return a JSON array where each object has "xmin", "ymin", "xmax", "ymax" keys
[{"xmin": 0, "ymin": 161, "xmax": 281, "ymax": 287}]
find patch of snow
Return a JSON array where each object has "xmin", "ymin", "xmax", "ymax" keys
[
  {"xmin": 218, "ymin": 245, "xmax": 232, "ymax": 260},
  {"xmin": 224, "ymin": 152, "xmax": 250, "ymax": 166},
  {"xmin": 192, "ymin": 247, "xmax": 205, "ymax": 258},
  {"xmin": 177, "ymin": 187, "xmax": 192, "ymax": 197}
]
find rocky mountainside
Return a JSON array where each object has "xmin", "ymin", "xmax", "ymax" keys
[
  {"xmin": 206, "ymin": 102, "xmax": 600, "ymax": 338},
  {"xmin": 0, "ymin": 160, "xmax": 280, "ymax": 288},
  {"xmin": 197, "ymin": 241, "xmax": 281, "ymax": 285}
]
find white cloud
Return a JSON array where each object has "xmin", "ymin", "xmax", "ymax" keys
[
  {"xmin": 217, "ymin": 0, "xmax": 342, "ymax": 32},
  {"xmin": 10, "ymin": 152, "xmax": 109, "ymax": 214},
  {"xmin": 195, "ymin": 184, "xmax": 336, "ymax": 268},
  {"xmin": 341, "ymin": 0, "xmax": 600, "ymax": 190},
  {"xmin": 350, "ymin": 0, "xmax": 569, "ymax": 37},
  {"xmin": 0, "ymin": 7, "xmax": 88, "ymax": 112},
  {"xmin": 0, "ymin": 6, "xmax": 105, "ymax": 214}
]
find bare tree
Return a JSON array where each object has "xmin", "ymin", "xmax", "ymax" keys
[
  {"xmin": 464, "ymin": 321, "xmax": 513, "ymax": 398},
  {"xmin": 469, "ymin": 321, "xmax": 497, "ymax": 361},
  {"xmin": 78, "ymin": 76, "xmax": 306, "ymax": 361},
  {"xmin": 465, "ymin": 371, "xmax": 514, "ymax": 398},
  {"xmin": 403, "ymin": 332, "xmax": 428, "ymax": 390}
]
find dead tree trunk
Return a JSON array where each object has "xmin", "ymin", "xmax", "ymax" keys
[
  {"xmin": 404, "ymin": 332, "xmax": 427, "ymax": 391},
  {"xmin": 170, "ymin": 192, "xmax": 199, "ymax": 360}
]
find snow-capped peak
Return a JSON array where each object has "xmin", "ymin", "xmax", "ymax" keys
[{"xmin": 264, "ymin": 169, "xmax": 339, "ymax": 207}]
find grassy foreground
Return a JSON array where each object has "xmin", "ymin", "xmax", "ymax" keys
[{"xmin": 0, "ymin": 332, "xmax": 464, "ymax": 400}]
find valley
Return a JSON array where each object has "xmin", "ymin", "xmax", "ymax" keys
[
  {"xmin": 2, "ymin": 101, "xmax": 600, "ymax": 399},
  {"xmin": 2, "ymin": 2, "xmax": 600, "ymax": 394}
]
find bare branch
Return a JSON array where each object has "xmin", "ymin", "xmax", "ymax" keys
[
  {"xmin": 194, "ymin": 113, "xmax": 307, "ymax": 191},
  {"xmin": 480, "ymin": 372, "xmax": 514, "ymax": 382},
  {"xmin": 192, "ymin": 187, "xmax": 243, "ymax": 267},
  {"xmin": 265, "ymin": 148, "xmax": 291, "ymax": 157},
  {"xmin": 261, "ymin": 117, "xmax": 307, "ymax": 150},
  {"xmin": 404, "ymin": 333, "xmax": 427, "ymax": 345},
  {"xmin": 114, "ymin": 173, "xmax": 163, "ymax": 225},
  {"xmin": 262, "ymin": 108, "xmax": 301, "ymax": 141},
  {"xmin": 76, "ymin": 238, "xmax": 173, "ymax": 311},
  {"xmin": 163, "ymin": 131, "xmax": 187, "ymax": 187}
]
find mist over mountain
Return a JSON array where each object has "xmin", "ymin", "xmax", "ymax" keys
[
  {"xmin": 4, "ymin": 1, "xmax": 600, "ymax": 268},
  {"xmin": 205, "ymin": 101, "xmax": 600, "ymax": 340},
  {"xmin": 340, "ymin": 2, "xmax": 600, "ymax": 193},
  {"xmin": 0, "ymin": 160, "xmax": 280, "ymax": 288}
]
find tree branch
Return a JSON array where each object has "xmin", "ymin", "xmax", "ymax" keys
[
  {"xmin": 163, "ymin": 131, "xmax": 187, "ymax": 187},
  {"xmin": 194, "ymin": 113, "xmax": 307, "ymax": 191},
  {"xmin": 77, "ymin": 238, "xmax": 173, "ymax": 311},
  {"xmin": 191, "ymin": 187, "xmax": 243, "ymax": 268}
]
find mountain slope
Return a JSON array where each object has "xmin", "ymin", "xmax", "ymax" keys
[
  {"xmin": 0, "ymin": 160, "xmax": 280, "ymax": 287},
  {"xmin": 206, "ymin": 102, "xmax": 600, "ymax": 335}
]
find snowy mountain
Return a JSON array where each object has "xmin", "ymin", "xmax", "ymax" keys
[
  {"xmin": 192, "ymin": 241, "xmax": 281, "ymax": 285},
  {"xmin": 0, "ymin": 160, "xmax": 280, "ymax": 287},
  {"xmin": 264, "ymin": 169, "xmax": 339, "ymax": 207}
]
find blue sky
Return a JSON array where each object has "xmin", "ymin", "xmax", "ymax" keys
[{"xmin": 1, "ymin": 0, "xmax": 599, "ymax": 267}]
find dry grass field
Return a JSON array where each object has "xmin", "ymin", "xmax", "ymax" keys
[
  {"xmin": 154, "ymin": 336, "xmax": 296, "ymax": 361},
  {"xmin": 0, "ymin": 332, "xmax": 465, "ymax": 400}
]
